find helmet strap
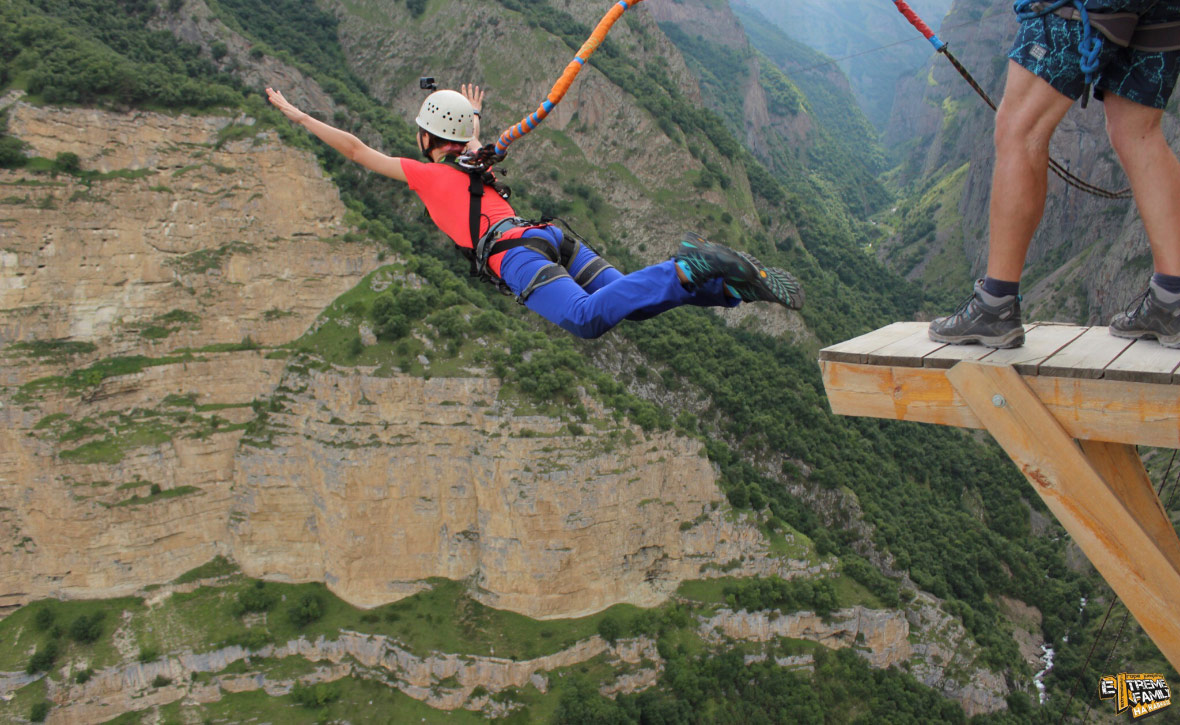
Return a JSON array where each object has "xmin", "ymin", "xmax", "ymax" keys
[{"xmin": 417, "ymin": 130, "xmax": 434, "ymax": 161}]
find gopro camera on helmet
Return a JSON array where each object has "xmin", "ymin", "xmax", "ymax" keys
[{"xmin": 419, "ymin": 76, "xmax": 437, "ymax": 91}]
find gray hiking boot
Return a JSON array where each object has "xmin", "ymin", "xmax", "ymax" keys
[
  {"xmin": 928, "ymin": 280, "xmax": 1024, "ymax": 348},
  {"xmin": 1109, "ymin": 281, "xmax": 1180, "ymax": 348},
  {"xmin": 674, "ymin": 233, "xmax": 804, "ymax": 310}
]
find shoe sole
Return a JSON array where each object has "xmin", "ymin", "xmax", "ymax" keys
[
  {"xmin": 928, "ymin": 326, "xmax": 1025, "ymax": 349},
  {"xmin": 734, "ymin": 252, "xmax": 805, "ymax": 310},
  {"xmin": 676, "ymin": 233, "xmax": 743, "ymax": 284},
  {"xmin": 1109, "ymin": 327, "xmax": 1180, "ymax": 348}
]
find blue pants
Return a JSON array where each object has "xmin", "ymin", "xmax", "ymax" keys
[{"xmin": 497, "ymin": 226, "xmax": 739, "ymax": 339}]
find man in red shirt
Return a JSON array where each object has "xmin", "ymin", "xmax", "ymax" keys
[{"xmin": 267, "ymin": 85, "xmax": 802, "ymax": 338}]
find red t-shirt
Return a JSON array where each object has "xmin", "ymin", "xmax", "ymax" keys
[{"xmin": 402, "ymin": 158, "xmax": 532, "ymax": 276}]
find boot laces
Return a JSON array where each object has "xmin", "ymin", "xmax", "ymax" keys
[
  {"xmin": 946, "ymin": 291, "xmax": 978, "ymax": 325},
  {"xmin": 1123, "ymin": 288, "xmax": 1151, "ymax": 319}
]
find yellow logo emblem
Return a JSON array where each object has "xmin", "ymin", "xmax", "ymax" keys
[{"xmin": 1100, "ymin": 673, "xmax": 1172, "ymax": 720}]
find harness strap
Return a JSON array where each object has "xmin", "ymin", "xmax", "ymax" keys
[
  {"xmin": 486, "ymin": 234, "xmax": 560, "ymax": 264},
  {"xmin": 516, "ymin": 263, "xmax": 571, "ymax": 303},
  {"xmin": 1029, "ymin": 2, "xmax": 1180, "ymax": 51},
  {"xmin": 572, "ymin": 256, "xmax": 614, "ymax": 287},
  {"xmin": 465, "ymin": 168, "xmax": 486, "ymax": 279},
  {"xmin": 1050, "ymin": 6, "xmax": 1143, "ymax": 47},
  {"xmin": 1130, "ymin": 19, "xmax": 1180, "ymax": 52}
]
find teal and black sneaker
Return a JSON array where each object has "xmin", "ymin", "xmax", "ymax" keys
[
  {"xmin": 675, "ymin": 233, "xmax": 804, "ymax": 310},
  {"xmin": 727, "ymin": 250, "xmax": 805, "ymax": 310}
]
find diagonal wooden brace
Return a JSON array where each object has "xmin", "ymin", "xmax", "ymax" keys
[{"xmin": 946, "ymin": 361, "xmax": 1180, "ymax": 671}]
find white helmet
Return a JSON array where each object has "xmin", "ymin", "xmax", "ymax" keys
[{"xmin": 415, "ymin": 90, "xmax": 475, "ymax": 142}]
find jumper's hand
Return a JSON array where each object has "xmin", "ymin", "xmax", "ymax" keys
[
  {"xmin": 461, "ymin": 83, "xmax": 484, "ymax": 114},
  {"xmin": 266, "ymin": 87, "xmax": 308, "ymax": 124}
]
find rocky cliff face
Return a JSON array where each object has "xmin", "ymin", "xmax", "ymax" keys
[
  {"xmin": 644, "ymin": 0, "xmax": 814, "ymax": 168},
  {"xmin": 700, "ymin": 606, "xmax": 912, "ymax": 669},
  {"xmin": 0, "ymin": 102, "xmax": 365, "ymax": 353},
  {"xmin": 0, "ymin": 102, "xmax": 802, "ymax": 620},
  {"xmin": 228, "ymin": 365, "xmax": 813, "ymax": 618}
]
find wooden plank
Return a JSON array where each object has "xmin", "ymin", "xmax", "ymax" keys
[
  {"xmin": 865, "ymin": 325, "xmax": 950, "ymax": 368},
  {"xmin": 1037, "ymin": 326, "xmax": 1134, "ymax": 379},
  {"xmin": 983, "ymin": 323, "xmax": 1088, "ymax": 375},
  {"xmin": 921, "ymin": 326, "xmax": 1039, "ymax": 370},
  {"xmin": 822, "ymin": 360, "xmax": 983, "ymax": 429},
  {"xmin": 1079, "ymin": 440, "xmax": 1180, "ymax": 575},
  {"xmin": 946, "ymin": 362, "xmax": 1180, "ymax": 672},
  {"xmin": 1102, "ymin": 339, "xmax": 1180, "ymax": 384},
  {"xmin": 818, "ymin": 322, "xmax": 926, "ymax": 364},
  {"xmin": 820, "ymin": 360, "xmax": 1180, "ymax": 448}
]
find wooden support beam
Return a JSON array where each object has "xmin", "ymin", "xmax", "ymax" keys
[
  {"xmin": 946, "ymin": 362, "xmax": 1180, "ymax": 671},
  {"xmin": 1078, "ymin": 440, "xmax": 1180, "ymax": 575},
  {"xmin": 821, "ymin": 360, "xmax": 1180, "ymax": 449}
]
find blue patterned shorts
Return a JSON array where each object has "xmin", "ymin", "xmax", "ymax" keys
[{"xmin": 1008, "ymin": 2, "xmax": 1180, "ymax": 108}]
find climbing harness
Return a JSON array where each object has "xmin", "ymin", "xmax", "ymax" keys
[
  {"xmin": 459, "ymin": 0, "xmax": 647, "ymax": 171},
  {"xmin": 892, "ymin": 0, "xmax": 1133, "ymax": 200},
  {"xmin": 443, "ymin": 156, "xmax": 615, "ymax": 303}
]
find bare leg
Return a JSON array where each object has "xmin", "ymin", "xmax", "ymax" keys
[
  {"xmin": 986, "ymin": 61, "xmax": 1076, "ymax": 282},
  {"xmin": 1104, "ymin": 93, "xmax": 1180, "ymax": 276}
]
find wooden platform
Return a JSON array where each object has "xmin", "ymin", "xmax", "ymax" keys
[
  {"xmin": 819, "ymin": 321, "xmax": 1180, "ymax": 672},
  {"xmin": 820, "ymin": 322, "xmax": 1180, "ymax": 449}
]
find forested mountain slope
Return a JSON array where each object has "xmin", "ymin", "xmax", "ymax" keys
[
  {"xmin": 0, "ymin": 0, "xmax": 1174, "ymax": 722},
  {"xmin": 734, "ymin": 0, "xmax": 955, "ymax": 129}
]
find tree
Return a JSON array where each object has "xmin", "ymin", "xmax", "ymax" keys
[
  {"xmin": 52, "ymin": 152, "xmax": 81, "ymax": 175},
  {"xmin": 33, "ymin": 607, "xmax": 55, "ymax": 632},
  {"xmin": 597, "ymin": 616, "xmax": 621, "ymax": 645},
  {"xmin": 287, "ymin": 592, "xmax": 324, "ymax": 627},
  {"xmin": 68, "ymin": 612, "xmax": 104, "ymax": 644},
  {"xmin": 0, "ymin": 135, "xmax": 27, "ymax": 168},
  {"xmin": 26, "ymin": 640, "xmax": 59, "ymax": 674},
  {"xmin": 29, "ymin": 702, "xmax": 50, "ymax": 723},
  {"xmin": 371, "ymin": 295, "xmax": 410, "ymax": 341},
  {"xmin": 234, "ymin": 581, "xmax": 277, "ymax": 615}
]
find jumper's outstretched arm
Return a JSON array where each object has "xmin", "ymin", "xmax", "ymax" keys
[
  {"xmin": 460, "ymin": 83, "xmax": 484, "ymax": 153},
  {"xmin": 266, "ymin": 87, "xmax": 407, "ymax": 183}
]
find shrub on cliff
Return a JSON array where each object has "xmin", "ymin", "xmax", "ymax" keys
[
  {"xmin": 32, "ymin": 606, "xmax": 55, "ymax": 632},
  {"xmin": 596, "ymin": 616, "xmax": 621, "ymax": 645},
  {"xmin": 0, "ymin": 134, "xmax": 26, "ymax": 169},
  {"xmin": 25, "ymin": 639, "xmax": 59, "ymax": 674},
  {"xmin": 287, "ymin": 592, "xmax": 324, "ymax": 628},
  {"xmin": 292, "ymin": 681, "xmax": 341, "ymax": 708},
  {"xmin": 28, "ymin": 702, "xmax": 50, "ymax": 723},
  {"xmin": 233, "ymin": 581, "xmax": 277, "ymax": 616},
  {"xmin": 68, "ymin": 611, "xmax": 104, "ymax": 644}
]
